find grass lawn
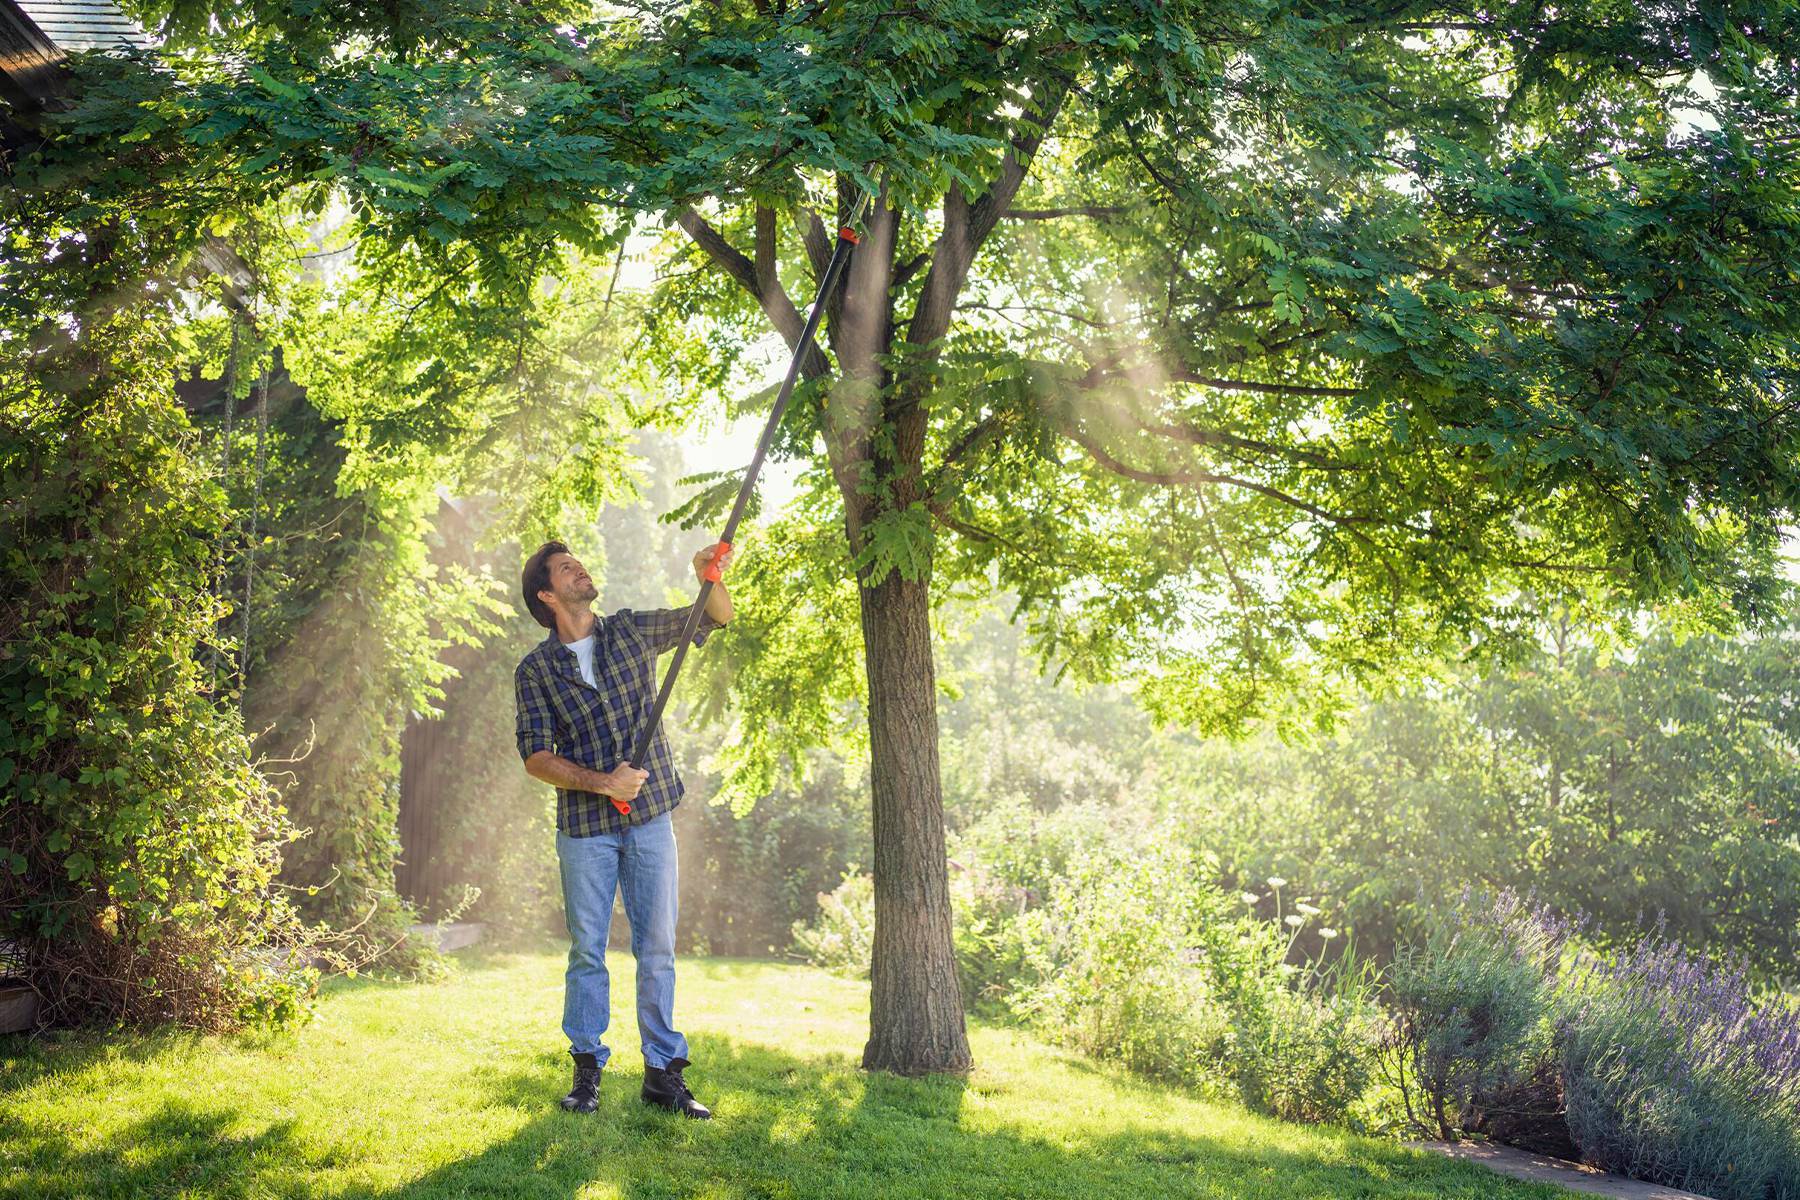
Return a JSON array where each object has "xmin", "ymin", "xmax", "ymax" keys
[{"xmin": 0, "ymin": 944, "xmax": 1566, "ymax": 1200}]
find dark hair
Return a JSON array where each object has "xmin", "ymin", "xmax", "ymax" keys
[{"xmin": 521, "ymin": 540, "xmax": 569, "ymax": 630}]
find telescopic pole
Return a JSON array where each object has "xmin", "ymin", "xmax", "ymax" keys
[{"xmin": 611, "ymin": 196, "xmax": 870, "ymax": 814}]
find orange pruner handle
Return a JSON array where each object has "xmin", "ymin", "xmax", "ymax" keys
[
  {"xmin": 702, "ymin": 540, "xmax": 732, "ymax": 584},
  {"xmin": 610, "ymin": 797, "xmax": 632, "ymax": 816}
]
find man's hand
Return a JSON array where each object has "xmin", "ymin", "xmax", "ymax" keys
[
  {"xmin": 596, "ymin": 761, "xmax": 648, "ymax": 801},
  {"xmin": 692, "ymin": 544, "xmax": 734, "ymax": 625},
  {"xmin": 524, "ymin": 752, "xmax": 649, "ymax": 801},
  {"xmin": 692, "ymin": 543, "xmax": 733, "ymax": 582}
]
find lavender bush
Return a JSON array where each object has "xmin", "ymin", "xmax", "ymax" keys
[
  {"xmin": 1383, "ymin": 890, "xmax": 1574, "ymax": 1140},
  {"xmin": 1560, "ymin": 930, "xmax": 1800, "ymax": 1200}
]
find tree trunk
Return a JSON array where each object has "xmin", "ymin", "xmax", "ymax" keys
[{"xmin": 857, "ymin": 563, "xmax": 972, "ymax": 1075}]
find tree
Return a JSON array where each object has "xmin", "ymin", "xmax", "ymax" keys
[
  {"xmin": 31, "ymin": 0, "xmax": 1800, "ymax": 1071},
  {"xmin": 579, "ymin": 1, "xmax": 1800, "ymax": 1076}
]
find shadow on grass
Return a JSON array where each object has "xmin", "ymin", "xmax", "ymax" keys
[
  {"xmin": 2, "ymin": 1026, "xmax": 1562, "ymax": 1200},
  {"xmin": 0, "ymin": 1100, "xmax": 309, "ymax": 1199},
  {"xmin": 0, "ymin": 1022, "xmax": 228, "ymax": 1091}
]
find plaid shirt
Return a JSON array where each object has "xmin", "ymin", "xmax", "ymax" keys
[{"xmin": 514, "ymin": 604, "xmax": 723, "ymax": 837}]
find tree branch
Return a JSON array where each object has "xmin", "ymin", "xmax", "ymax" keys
[
  {"xmin": 799, "ymin": 206, "xmax": 832, "ymax": 283},
  {"xmin": 906, "ymin": 80, "xmax": 1072, "ymax": 354},
  {"xmin": 677, "ymin": 205, "xmax": 830, "ymax": 379},
  {"xmin": 892, "ymin": 250, "xmax": 931, "ymax": 290},
  {"xmin": 1077, "ymin": 356, "xmax": 1358, "ymax": 398},
  {"xmin": 1136, "ymin": 418, "xmax": 1362, "ymax": 471},
  {"xmin": 1059, "ymin": 421, "xmax": 1380, "ymax": 536},
  {"xmin": 675, "ymin": 207, "xmax": 759, "ymax": 296},
  {"xmin": 957, "ymin": 300, "xmax": 1118, "ymax": 330},
  {"xmin": 1003, "ymin": 205, "xmax": 1127, "ymax": 221}
]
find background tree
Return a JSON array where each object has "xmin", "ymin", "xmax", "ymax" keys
[{"xmin": 1164, "ymin": 616, "xmax": 1800, "ymax": 981}]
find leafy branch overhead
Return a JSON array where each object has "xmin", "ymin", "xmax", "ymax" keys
[{"xmin": 32, "ymin": 0, "xmax": 1800, "ymax": 748}]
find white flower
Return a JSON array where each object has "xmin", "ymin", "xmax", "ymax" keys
[
  {"xmin": 1284, "ymin": 914, "xmax": 1305, "ymax": 928},
  {"xmin": 1266, "ymin": 876, "xmax": 1288, "ymax": 889},
  {"xmin": 1319, "ymin": 928, "xmax": 1340, "ymax": 941},
  {"xmin": 1295, "ymin": 903, "xmax": 1322, "ymax": 917},
  {"xmin": 1240, "ymin": 892, "xmax": 1261, "ymax": 906}
]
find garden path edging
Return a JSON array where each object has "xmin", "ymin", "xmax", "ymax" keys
[{"xmin": 1409, "ymin": 1141, "xmax": 1713, "ymax": 1199}]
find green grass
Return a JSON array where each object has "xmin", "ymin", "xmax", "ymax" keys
[{"xmin": 0, "ymin": 945, "xmax": 1566, "ymax": 1199}]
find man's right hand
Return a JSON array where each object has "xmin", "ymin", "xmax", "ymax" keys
[{"xmin": 594, "ymin": 761, "xmax": 648, "ymax": 801}]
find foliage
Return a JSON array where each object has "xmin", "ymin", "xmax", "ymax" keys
[
  {"xmin": 1003, "ymin": 844, "xmax": 1228, "ymax": 1087},
  {"xmin": 1006, "ymin": 843, "xmax": 1384, "ymax": 1123},
  {"xmin": 272, "ymin": 565, "xmax": 487, "ymax": 947},
  {"xmin": 681, "ymin": 750, "xmax": 869, "ymax": 958},
  {"xmin": 1384, "ymin": 890, "xmax": 1800, "ymax": 1196},
  {"xmin": 389, "ymin": 567, "xmax": 560, "ymax": 946},
  {"xmin": 3, "ymin": 73, "xmax": 652, "ymax": 1012},
  {"xmin": 790, "ymin": 872, "xmax": 876, "ymax": 980},
  {"xmin": 679, "ymin": 497, "xmax": 871, "ymax": 818},
  {"xmin": 29, "ymin": 0, "xmax": 1797, "ymax": 798},
  {"xmin": 945, "ymin": 795, "xmax": 1108, "ymax": 1012},
  {"xmin": 1560, "ymin": 932, "xmax": 1800, "ymax": 1200},
  {"xmin": 798, "ymin": 819, "xmax": 1383, "ymax": 1125},
  {"xmin": 1382, "ymin": 891, "xmax": 1572, "ymax": 1141},
  {"xmin": 1164, "ymin": 618, "xmax": 1800, "ymax": 983},
  {"xmin": 1233, "ymin": 973, "xmax": 1382, "ymax": 1128},
  {"xmin": 0, "ymin": 310, "xmax": 319, "ymax": 1030}
]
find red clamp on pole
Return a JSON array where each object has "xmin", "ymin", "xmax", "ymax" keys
[
  {"xmin": 702, "ymin": 540, "xmax": 731, "ymax": 583},
  {"xmin": 838, "ymin": 226, "xmax": 860, "ymax": 245}
]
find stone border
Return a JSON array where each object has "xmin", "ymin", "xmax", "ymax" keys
[
  {"xmin": 406, "ymin": 922, "xmax": 486, "ymax": 953},
  {"xmin": 0, "ymin": 982, "xmax": 39, "ymax": 1034}
]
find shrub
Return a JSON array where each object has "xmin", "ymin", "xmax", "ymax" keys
[
  {"xmin": 1383, "ymin": 890, "xmax": 1572, "ymax": 1139},
  {"xmin": 1230, "ymin": 936, "xmax": 1382, "ymax": 1126},
  {"xmin": 791, "ymin": 871, "xmax": 875, "ymax": 979},
  {"xmin": 1560, "ymin": 932, "xmax": 1800, "ymax": 1200},
  {"xmin": 1, "ymin": 316, "xmax": 323, "ymax": 1030},
  {"xmin": 1005, "ymin": 844, "xmax": 1383, "ymax": 1121},
  {"xmin": 1008, "ymin": 844, "xmax": 1230, "ymax": 1087},
  {"xmin": 947, "ymin": 796, "xmax": 1104, "ymax": 1012}
]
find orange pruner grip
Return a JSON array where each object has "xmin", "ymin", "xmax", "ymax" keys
[
  {"xmin": 609, "ymin": 761, "xmax": 635, "ymax": 816},
  {"xmin": 702, "ymin": 540, "xmax": 732, "ymax": 583}
]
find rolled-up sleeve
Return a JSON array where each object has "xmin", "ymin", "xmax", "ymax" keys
[
  {"xmin": 623, "ymin": 603, "xmax": 724, "ymax": 655},
  {"xmin": 514, "ymin": 659, "xmax": 556, "ymax": 762}
]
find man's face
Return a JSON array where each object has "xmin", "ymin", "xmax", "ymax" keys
[{"xmin": 542, "ymin": 552, "xmax": 599, "ymax": 611}]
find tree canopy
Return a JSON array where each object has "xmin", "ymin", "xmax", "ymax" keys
[{"xmin": 33, "ymin": 1, "xmax": 1792, "ymax": 733}]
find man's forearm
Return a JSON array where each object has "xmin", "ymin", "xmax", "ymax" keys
[
  {"xmin": 525, "ymin": 750, "xmax": 608, "ymax": 794},
  {"xmin": 703, "ymin": 581, "xmax": 733, "ymax": 624}
]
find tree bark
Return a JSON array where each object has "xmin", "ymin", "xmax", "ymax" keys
[{"xmin": 857, "ymin": 562, "xmax": 972, "ymax": 1075}]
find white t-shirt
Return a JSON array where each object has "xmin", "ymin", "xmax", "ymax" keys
[{"xmin": 564, "ymin": 632, "xmax": 597, "ymax": 688}]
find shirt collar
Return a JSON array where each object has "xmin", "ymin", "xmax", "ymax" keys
[{"xmin": 541, "ymin": 609, "xmax": 605, "ymax": 656}]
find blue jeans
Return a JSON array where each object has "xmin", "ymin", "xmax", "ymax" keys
[{"xmin": 555, "ymin": 811, "xmax": 689, "ymax": 1070}]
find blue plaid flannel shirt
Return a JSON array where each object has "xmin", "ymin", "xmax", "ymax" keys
[{"xmin": 514, "ymin": 603, "xmax": 723, "ymax": 837}]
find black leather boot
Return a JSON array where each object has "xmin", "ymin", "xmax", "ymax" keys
[
  {"xmin": 641, "ymin": 1057, "xmax": 712, "ymax": 1119},
  {"xmin": 560, "ymin": 1052, "xmax": 602, "ymax": 1113}
]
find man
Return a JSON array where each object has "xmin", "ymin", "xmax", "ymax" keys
[{"xmin": 514, "ymin": 539, "xmax": 733, "ymax": 1120}]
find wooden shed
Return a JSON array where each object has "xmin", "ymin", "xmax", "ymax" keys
[{"xmin": 0, "ymin": 0, "xmax": 149, "ymax": 118}]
